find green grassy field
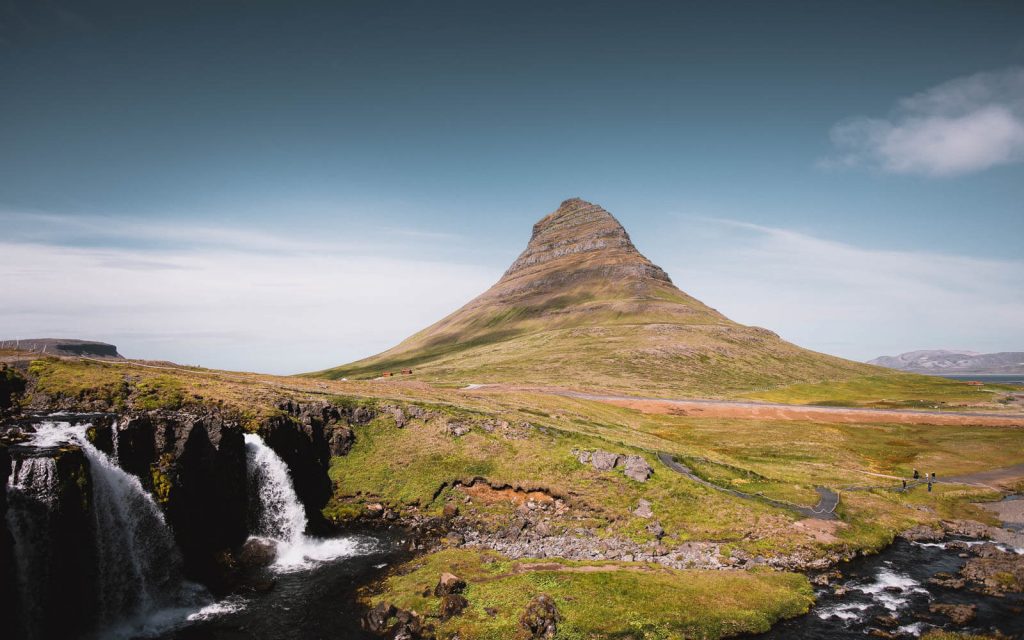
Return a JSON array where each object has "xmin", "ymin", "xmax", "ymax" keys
[{"xmin": 366, "ymin": 548, "xmax": 814, "ymax": 640}]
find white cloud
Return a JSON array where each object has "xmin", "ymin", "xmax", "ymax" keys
[
  {"xmin": 660, "ymin": 218, "xmax": 1024, "ymax": 360},
  {"xmin": 0, "ymin": 214, "xmax": 499, "ymax": 374},
  {"xmin": 825, "ymin": 68, "xmax": 1024, "ymax": 176}
]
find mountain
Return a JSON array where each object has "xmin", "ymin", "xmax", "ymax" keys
[
  {"xmin": 869, "ymin": 350, "xmax": 1024, "ymax": 374},
  {"xmin": 0, "ymin": 338, "xmax": 122, "ymax": 358},
  {"xmin": 312, "ymin": 198, "xmax": 878, "ymax": 396}
]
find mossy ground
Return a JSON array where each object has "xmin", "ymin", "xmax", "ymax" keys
[{"xmin": 366, "ymin": 548, "xmax": 814, "ymax": 640}]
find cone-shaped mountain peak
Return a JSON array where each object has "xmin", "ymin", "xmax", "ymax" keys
[
  {"xmin": 313, "ymin": 198, "xmax": 874, "ymax": 396},
  {"xmin": 495, "ymin": 198, "xmax": 672, "ymax": 296}
]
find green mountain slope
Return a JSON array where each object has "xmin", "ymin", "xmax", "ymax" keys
[{"xmin": 310, "ymin": 198, "xmax": 881, "ymax": 396}]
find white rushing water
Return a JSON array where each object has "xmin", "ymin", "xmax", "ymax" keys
[
  {"xmin": 244, "ymin": 433, "xmax": 370, "ymax": 571},
  {"xmin": 6, "ymin": 421, "xmax": 211, "ymax": 638}
]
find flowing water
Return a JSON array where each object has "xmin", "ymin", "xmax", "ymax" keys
[
  {"xmin": 755, "ymin": 538, "xmax": 1024, "ymax": 639},
  {"xmin": 243, "ymin": 433, "xmax": 376, "ymax": 571},
  {"xmin": 6, "ymin": 420, "xmax": 396, "ymax": 639}
]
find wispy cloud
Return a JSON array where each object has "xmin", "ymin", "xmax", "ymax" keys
[
  {"xmin": 0, "ymin": 213, "xmax": 498, "ymax": 373},
  {"xmin": 823, "ymin": 68, "xmax": 1024, "ymax": 177},
  {"xmin": 662, "ymin": 218, "xmax": 1024, "ymax": 360}
]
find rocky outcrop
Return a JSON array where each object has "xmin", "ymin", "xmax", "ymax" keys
[
  {"xmin": 0, "ymin": 444, "xmax": 14, "ymax": 631},
  {"xmin": 6, "ymin": 445, "xmax": 95, "ymax": 638},
  {"xmin": 0, "ymin": 364, "xmax": 26, "ymax": 417},
  {"xmin": 520, "ymin": 594, "xmax": 561, "ymax": 639},
  {"xmin": 262, "ymin": 399, "xmax": 372, "ymax": 532},
  {"xmin": 86, "ymin": 412, "xmax": 248, "ymax": 586}
]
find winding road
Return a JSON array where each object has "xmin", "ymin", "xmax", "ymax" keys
[{"xmin": 656, "ymin": 452, "xmax": 839, "ymax": 520}]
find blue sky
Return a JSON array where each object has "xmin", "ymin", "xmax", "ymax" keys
[{"xmin": 1, "ymin": 1, "xmax": 1022, "ymax": 373}]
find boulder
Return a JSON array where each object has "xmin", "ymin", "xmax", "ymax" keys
[
  {"xmin": 633, "ymin": 499, "xmax": 654, "ymax": 518},
  {"xmin": 929, "ymin": 603, "xmax": 976, "ymax": 625},
  {"xmin": 237, "ymin": 538, "xmax": 277, "ymax": 569},
  {"xmin": 590, "ymin": 450, "xmax": 621, "ymax": 471},
  {"xmin": 520, "ymin": 593, "xmax": 561, "ymax": 638},
  {"xmin": 439, "ymin": 593, "xmax": 469, "ymax": 620},
  {"xmin": 434, "ymin": 572, "xmax": 466, "ymax": 596},
  {"xmin": 445, "ymin": 422, "xmax": 471, "ymax": 437},
  {"xmin": 362, "ymin": 601, "xmax": 395, "ymax": 633},
  {"xmin": 622, "ymin": 455, "xmax": 653, "ymax": 482}
]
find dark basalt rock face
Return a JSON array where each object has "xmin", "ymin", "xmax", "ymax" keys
[
  {"xmin": 260, "ymin": 400, "xmax": 368, "ymax": 533},
  {"xmin": 87, "ymin": 411, "xmax": 249, "ymax": 587},
  {"xmin": 0, "ymin": 444, "xmax": 14, "ymax": 629},
  {"xmin": 6, "ymin": 446, "xmax": 95, "ymax": 638}
]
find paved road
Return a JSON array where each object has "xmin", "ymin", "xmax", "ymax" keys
[{"xmin": 656, "ymin": 452, "xmax": 839, "ymax": 521}]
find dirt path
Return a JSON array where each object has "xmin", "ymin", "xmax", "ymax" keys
[
  {"xmin": 944, "ymin": 463, "xmax": 1024, "ymax": 490},
  {"xmin": 656, "ymin": 452, "xmax": 839, "ymax": 520}
]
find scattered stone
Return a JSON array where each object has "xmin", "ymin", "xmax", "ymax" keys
[
  {"xmin": 929, "ymin": 603, "xmax": 977, "ymax": 625},
  {"xmin": 445, "ymin": 422, "xmax": 471, "ymax": 437},
  {"xmin": 633, "ymin": 498, "xmax": 654, "ymax": 519},
  {"xmin": 388, "ymin": 406, "xmax": 407, "ymax": 428},
  {"xmin": 439, "ymin": 594, "xmax": 469, "ymax": 620},
  {"xmin": 622, "ymin": 455, "xmax": 653, "ymax": 482},
  {"xmin": 929, "ymin": 572, "xmax": 967, "ymax": 589},
  {"xmin": 575, "ymin": 450, "xmax": 591, "ymax": 464},
  {"xmin": 520, "ymin": 594, "xmax": 561, "ymax": 639},
  {"xmin": 647, "ymin": 520, "xmax": 665, "ymax": 538},
  {"xmin": 362, "ymin": 601, "xmax": 395, "ymax": 634},
  {"xmin": 590, "ymin": 450, "xmax": 621, "ymax": 471},
  {"xmin": 434, "ymin": 572, "xmax": 466, "ymax": 596}
]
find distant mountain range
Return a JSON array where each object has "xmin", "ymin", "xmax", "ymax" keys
[
  {"xmin": 312, "ymin": 198, "xmax": 879, "ymax": 395},
  {"xmin": 868, "ymin": 350, "xmax": 1024, "ymax": 374}
]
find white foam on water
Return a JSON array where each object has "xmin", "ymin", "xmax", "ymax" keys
[
  {"xmin": 244, "ymin": 433, "xmax": 379, "ymax": 572},
  {"xmin": 815, "ymin": 601, "xmax": 870, "ymax": 621}
]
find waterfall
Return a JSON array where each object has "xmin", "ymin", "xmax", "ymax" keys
[
  {"xmin": 6, "ymin": 421, "xmax": 208, "ymax": 638},
  {"xmin": 6, "ymin": 456, "xmax": 59, "ymax": 639},
  {"xmin": 244, "ymin": 433, "xmax": 365, "ymax": 571}
]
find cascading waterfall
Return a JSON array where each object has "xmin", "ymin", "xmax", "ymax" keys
[
  {"xmin": 6, "ymin": 421, "xmax": 209, "ymax": 638},
  {"xmin": 6, "ymin": 456, "xmax": 59, "ymax": 639},
  {"xmin": 244, "ymin": 433, "xmax": 366, "ymax": 570}
]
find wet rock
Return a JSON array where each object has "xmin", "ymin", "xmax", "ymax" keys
[
  {"xmin": 899, "ymin": 524, "xmax": 944, "ymax": 542},
  {"xmin": 961, "ymin": 547, "xmax": 1024, "ymax": 594},
  {"xmin": 439, "ymin": 593, "xmax": 469, "ymax": 620},
  {"xmin": 590, "ymin": 450, "xmax": 621, "ymax": 471},
  {"xmin": 929, "ymin": 603, "xmax": 976, "ymax": 625},
  {"xmin": 520, "ymin": 593, "xmax": 561, "ymax": 638},
  {"xmin": 237, "ymin": 537, "xmax": 277, "ymax": 569},
  {"xmin": 434, "ymin": 572, "xmax": 466, "ymax": 596},
  {"xmin": 928, "ymin": 571, "xmax": 966, "ymax": 589},
  {"xmin": 633, "ymin": 498, "xmax": 654, "ymax": 519},
  {"xmin": 622, "ymin": 455, "xmax": 653, "ymax": 482},
  {"xmin": 362, "ymin": 601, "xmax": 395, "ymax": 633}
]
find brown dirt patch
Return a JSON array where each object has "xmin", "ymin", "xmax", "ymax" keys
[
  {"xmin": 791, "ymin": 518, "xmax": 845, "ymax": 544},
  {"xmin": 458, "ymin": 482, "xmax": 555, "ymax": 506}
]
